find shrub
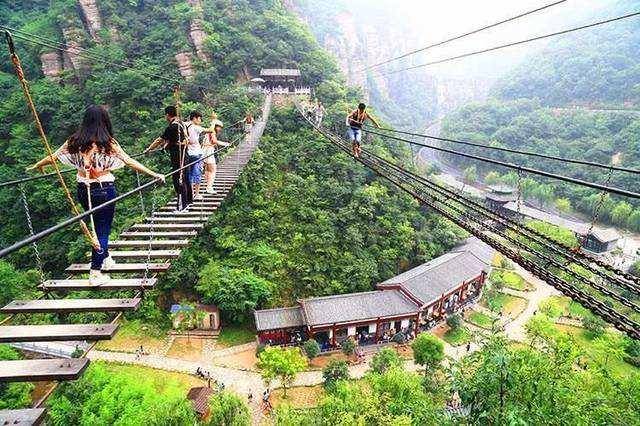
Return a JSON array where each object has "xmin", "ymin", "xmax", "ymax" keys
[
  {"xmin": 582, "ymin": 316, "xmax": 606, "ymax": 337},
  {"xmin": 322, "ymin": 360, "xmax": 349, "ymax": 389},
  {"xmin": 341, "ymin": 337, "xmax": 356, "ymax": 356},
  {"xmin": 303, "ymin": 339, "xmax": 321, "ymax": 359},
  {"xmin": 371, "ymin": 348, "xmax": 403, "ymax": 374},
  {"xmin": 446, "ymin": 313, "xmax": 462, "ymax": 330},
  {"xmin": 208, "ymin": 391, "xmax": 250, "ymax": 426}
]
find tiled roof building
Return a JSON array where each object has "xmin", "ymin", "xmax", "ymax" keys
[{"xmin": 254, "ymin": 238, "xmax": 495, "ymax": 348}]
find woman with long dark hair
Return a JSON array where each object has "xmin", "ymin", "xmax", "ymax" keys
[{"xmin": 29, "ymin": 105, "xmax": 164, "ymax": 284}]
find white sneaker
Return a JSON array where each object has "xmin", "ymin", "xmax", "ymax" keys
[
  {"xmin": 102, "ymin": 255, "xmax": 117, "ymax": 270},
  {"xmin": 89, "ymin": 270, "xmax": 110, "ymax": 285},
  {"xmin": 206, "ymin": 186, "xmax": 217, "ymax": 194}
]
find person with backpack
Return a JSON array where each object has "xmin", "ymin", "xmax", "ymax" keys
[
  {"xmin": 346, "ymin": 103, "xmax": 380, "ymax": 158},
  {"xmin": 145, "ymin": 106, "xmax": 192, "ymax": 211}
]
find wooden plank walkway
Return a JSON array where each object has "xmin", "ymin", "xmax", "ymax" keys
[{"xmin": 0, "ymin": 95, "xmax": 271, "ymax": 423}]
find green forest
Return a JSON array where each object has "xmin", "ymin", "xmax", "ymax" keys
[
  {"xmin": 1, "ymin": 0, "xmax": 639, "ymax": 424},
  {"xmin": 439, "ymin": 0, "xmax": 640, "ymax": 230}
]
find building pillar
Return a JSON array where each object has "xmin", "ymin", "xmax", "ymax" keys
[
  {"xmin": 374, "ymin": 318, "xmax": 381, "ymax": 343},
  {"xmin": 414, "ymin": 313, "xmax": 420, "ymax": 336},
  {"xmin": 331, "ymin": 324, "xmax": 336, "ymax": 347}
]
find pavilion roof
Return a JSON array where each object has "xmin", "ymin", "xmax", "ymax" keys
[
  {"xmin": 379, "ymin": 250, "xmax": 487, "ymax": 306},
  {"xmin": 260, "ymin": 68, "xmax": 301, "ymax": 77}
]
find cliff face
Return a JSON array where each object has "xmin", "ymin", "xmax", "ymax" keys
[
  {"xmin": 286, "ymin": 1, "xmax": 489, "ymax": 127},
  {"xmin": 40, "ymin": 52, "xmax": 63, "ymax": 81},
  {"xmin": 77, "ymin": 0, "xmax": 102, "ymax": 41}
]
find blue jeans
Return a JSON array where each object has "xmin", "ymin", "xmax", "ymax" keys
[
  {"xmin": 77, "ymin": 182, "xmax": 117, "ymax": 270},
  {"xmin": 187, "ymin": 154, "xmax": 203, "ymax": 184},
  {"xmin": 347, "ymin": 127, "xmax": 362, "ymax": 144}
]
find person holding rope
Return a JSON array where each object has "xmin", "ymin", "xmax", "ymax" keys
[
  {"xmin": 202, "ymin": 115, "xmax": 228, "ymax": 194},
  {"xmin": 146, "ymin": 105, "xmax": 192, "ymax": 211},
  {"xmin": 346, "ymin": 103, "xmax": 380, "ymax": 158},
  {"xmin": 184, "ymin": 110, "xmax": 215, "ymax": 201},
  {"xmin": 28, "ymin": 105, "xmax": 164, "ymax": 285}
]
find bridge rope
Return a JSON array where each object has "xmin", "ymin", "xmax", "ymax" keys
[
  {"xmin": 299, "ymin": 108, "xmax": 640, "ymax": 339},
  {"xmin": 361, "ymin": 0, "xmax": 567, "ymax": 72},
  {"xmin": 372, "ymin": 126, "xmax": 640, "ymax": 175},
  {"xmin": 381, "ymin": 10, "xmax": 640, "ymax": 76},
  {"xmin": 362, "ymin": 127, "xmax": 640, "ymax": 199},
  {"xmin": 5, "ymin": 31, "xmax": 100, "ymax": 250}
]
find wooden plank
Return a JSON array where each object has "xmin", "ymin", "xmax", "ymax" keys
[
  {"xmin": 153, "ymin": 212, "xmax": 210, "ymax": 218},
  {"xmin": 0, "ymin": 323, "xmax": 119, "ymax": 343},
  {"xmin": 108, "ymin": 250, "xmax": 181, "ymax": 259},
  {"xmin": 158, "ymin": 206, "xmax": 217, "ymax": 212},
  {"xmin": 130, "ymin": 223, "xmax": 203, "ymax": 230},
  {"xmin": 1, "ymin": 298, "xmax": 141, "ymax": 314},
  {"xmin": 66, "ymin": 263, "xmax": 170, "ymax": 273},
  {"xmin": 145, "ymin": 216, "xmax": 208, "ymax": 223},
  {"xmin": 0, "ymin": 408, "xmax": 47, "ymax": 425},
  {"xmin": 39, "ymin": 278, "xmax": 156, "ymax": 291},
  {"xmin": 120, "ymin": 231, "xmax": 197, "ymax": 238},
  {"xmin": 0, "ymin": 358, "xmax": 89, "ymax": 382},
  {"xmin": 110, "ymin": 239, "xmax": 189, "ymax": 248}
]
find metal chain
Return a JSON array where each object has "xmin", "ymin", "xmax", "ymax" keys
[
  {"xmin": 579, "ymin": 167, "xmax": 615, "ymax": 250},
  {"xmin": 18, "ymin": 184, "xmax": 46, "ymax": 284},
  {"xmin": 516, "ymin": 168, "xmax": 523, "ymax": 216},
  {"xmin": 143, "ymin": 182, "xmax": 156, "ymax": 287},
  {"xmin": 136, "ymin": 171, "xmax": 146, "ymax": 216}
]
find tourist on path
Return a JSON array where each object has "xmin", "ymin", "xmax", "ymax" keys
[
  {"xmin": 346, "ymin": 103, "xmax": 380, "ymax": 158},
  {"xmin": 29, "ymin": 105, "xmax": 164, "ymax": 284},
  {"xmin": 146, "ymin": 106, "xmax": 192, "ymax": 211}
]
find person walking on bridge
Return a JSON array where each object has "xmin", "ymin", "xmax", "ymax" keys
[
  {"xmin": 184, "ymin": 111, "xmax": 215, "ymax": 201},
  {"xmin": 28, "ymin": 105, "xmax": 164, "ymax": 285},
  {"xmin": 146, "ymin": 106, "xmax": 192, "ymax": 211},
  {"xmin": 202, "ymin": 117, "xmax": 227, "ymax": 194},
  {"xmin": 346, "ymin": 103, "xmax": 380, "ymax": 158}
]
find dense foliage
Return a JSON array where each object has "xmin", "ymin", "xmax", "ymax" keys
[
  {"xmin": 46, "ymin": 363, "xmax": 196, "ymax": 425},
  {"xmin": 207, "ymin": 391, "xmax": 251, "ymax": 426},
  {"xmin": 0, "ymin": 345, "xmax": 33, "ymax": 410}
]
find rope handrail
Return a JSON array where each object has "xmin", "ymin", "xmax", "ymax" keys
[
  {"xmin": 0, "ymin": 134, "xmax": 244, "ymax": 259},
  {"xmin": 0, "ymin": 149, "xmax": 162, "ymax": 189}
]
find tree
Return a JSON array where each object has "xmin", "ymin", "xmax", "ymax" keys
[
  {"xmin": 629, "ymin": 260, "xmax": 640, "ymax": 278},
  {"xmin": 582, "ymin": 315, "xmax": 606, "ymax": 337},
  {"xmin": 484, "ymin": 171, "xmax": 501, "ymax": 186},
  {"xmin": 446, "ymin": 313, "xmax": 462, "ymax": 330},
  {"xmin": 341, "ymin": 337, "xmax": 356, "ymax": 356},
  {"xmin": 611, "ymin": 201, "xmax": 633, "ymax": 227},
  {"xmin": 411, "ymin": 333, "xmax": 444, "ymax": 376},
  {"xmin": 208, "ymin": 391, "xmax": 251, "ymax": 426},
  {"xmin": 554, "ymin": 198, "xmax": 572, "ymax": 214},
  {"xmin": 302, "ymin": 339, "xmax": 320, "ymax": 360},
  {"xmin": 322, "ymin": 359, "xmax": 349, "ymax": 389},
  {"xmin": 258, "ymin": 346, "xmax": 307, "ymax": 398},
  {"xmin": 197, "ymin": 261, "xmax": 272, "ymax": 323},
  {"xmin": 370, "ymin": 347, "xmax": 403, "ymax": 374},
  {"xmin": 463, "ymin": 166, "xmax": 478, "ymax": 184}
]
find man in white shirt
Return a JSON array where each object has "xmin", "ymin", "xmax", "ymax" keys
[{"xmin": 185, "ymin": 111, "xmax": 214, "ymax": 200}]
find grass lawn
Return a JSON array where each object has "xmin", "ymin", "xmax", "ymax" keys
[
  {"xmin": 554, "ymin": 324, "xmax": 638, "ymax": 378},
  {"xmin": 490, "ymin": 269, "xmax": 534, "ymax": 291},
  {"xmin": 481, "ymin": 291, "xmax": 528, "ymax": 317},
  {"xmin": 541, "ymin": 296, "xmax": 593, "ymax": 320},
  {"xmin": 271, "ymin": 385, "xmax": 324, "ymax": 409},
  {"xmin": 466, "ymin": 310, "xmax": 495, "ymax": 329},
  {"xmin": 442, "ymin": 326, "xmax": 473, "ymax": 346},
  {"xmin": 96, "ymin": 319, "xmax": 168, "ymax": 354},
  {"xmin": 216, "ymin": 325, "xmax": 255, "ymax": 348},
  {"xmin": 98, "ymin": 361, "xmax": 204, "ymax": 390}
]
